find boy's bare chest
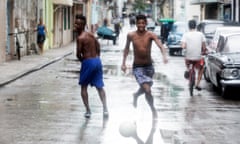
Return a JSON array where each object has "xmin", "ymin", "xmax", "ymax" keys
[{"xmin": 132, "ymin": 35, "xmax": 151, "ymax": 46}]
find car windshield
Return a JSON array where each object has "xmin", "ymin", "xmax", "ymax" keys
[
  {"xmin": 172, "ymin": 23, "xmax": 187, "ymax": 33},
  {"xmin": 214, "ymin": 29, "xmax": 240, "ymax": 45},
  {"xmin": 147, "ymin": 22, "xmax": 155, "ymax": 27},
  {"xmin": 204, "ymin": 23, "xmax": 224, "ymax": 34},
  {"xmin": 224, "ymin": 35, "xmax": 240, "ymax": 53}
]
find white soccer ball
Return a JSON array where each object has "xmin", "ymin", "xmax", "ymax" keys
[{"xmin": 119, "ymin": 121, "xmax": 137, "ymax": 137}]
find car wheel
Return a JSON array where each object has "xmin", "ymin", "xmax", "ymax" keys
[
  {"xmin": 215, "ymin": 75, "xmax": 222, "ymax": 93},
  {"xmin": 181, "ymin": 49, "xmax": 185, "ymax": 56},
  {"xmin": 221, "ymin": 86, "xmax": 229, "ymax": 98},
  {"xmin": 203, "ymin": 67, "xmax": 210, "ymax": 82},
  {"xmin": 113, "ymin": 39, "xmax": 116, "ymax": 45},
  {"xmin": 177, "ymin": 50, "xmax": 182, "ymax": 56},
  {"xmin": 169, "ymin": 49, "xmax": 174, "ymax": 56}
]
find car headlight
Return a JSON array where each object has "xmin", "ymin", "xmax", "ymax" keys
[
  {"xmin": 168, "ymin": 35, "xmax": 176, "ymax": 42},
  {"xmin": 221, "ymin": 68, "xmax": 239, "ymax": 79}
]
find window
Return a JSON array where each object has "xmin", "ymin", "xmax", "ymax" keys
[
  {"xmin": 64, "ymin": 8, "xmax": 67, "ymax": 30},
  {"xmin": 64, "ymin": 7, "xmax": 71, "ymax": 30},
  {"xmin": 68, "ymin": 7, "xmax": 70, "ymax": 29}
]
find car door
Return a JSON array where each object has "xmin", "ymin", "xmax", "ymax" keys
[{"xmin": 207, "ymin": 53, "xmax": 218, "ymax": 86}]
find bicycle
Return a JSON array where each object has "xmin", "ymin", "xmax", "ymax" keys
[
  {"xmin": 188, "ymin": 61, "xmax": 196, "ymax": 96},
  {"xmin": 8, "ymin": 31, "xmax": 26, "ymax": 60},
  {"xmin": 185, "ymin": 57, "xmax": 205, "ymax": 96}
]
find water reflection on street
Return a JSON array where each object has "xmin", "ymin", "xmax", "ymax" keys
[{"xmin": 1, "ymin": 24, "xmax": 240, "ymax": 144}]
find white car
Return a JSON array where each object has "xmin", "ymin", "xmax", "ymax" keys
[
  {"xmin": 209, "ymin": 26, "xmax": 240, "ymax": 51},
  {"xmin": 153, "ymin": 25, "xmax": 161, "ymax": 39},
  {"xmin": 146, "ymin": 18, "xmax": 156, "ymax": 31}
]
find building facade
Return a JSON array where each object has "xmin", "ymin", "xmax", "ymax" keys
[
  {"xmin": 190, "ymin": 0, "xmax": 232, "ymax": 21},
  {"xmin": 232, "ymin": 0, "xmax": 240, "ymax": 22},
  {"xmin": 0, "ymin": 0, "xmax": 7, "ymax": 63},
  {"xmin": 5, "ymin": 0, "xmax": 39, "ymax": 62},
  {"xmin": 0, "ymin": 0, "xmax": 87, "ymax": 64}
]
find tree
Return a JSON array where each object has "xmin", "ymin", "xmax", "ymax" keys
[
  {"xmin": 132, "ymin": 0, "xmax": 147, "ymax": 14},
  {"xmin": 157, "ymin": 0, "xmax": 167, "ymax": 18}
]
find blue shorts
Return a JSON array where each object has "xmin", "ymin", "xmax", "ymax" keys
[
  {"xmin": 133, "ymin": 64, "xmax": 154, "ymax": 86},
  {"xmin": 79, "ymin": 57, "xmax": 104, "ymax": 88},
  {"xmin": 37, "ymin": 34, "xmax": 45, "ymax": 44}
]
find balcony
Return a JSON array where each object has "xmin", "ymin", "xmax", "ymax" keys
[
  {"xmin": 52, "ymin": 0, "xmax": 73, "ymax": 6},
  {"xmin": 191, "ymin": 0, "xmax": 225, "ymax": 4}
]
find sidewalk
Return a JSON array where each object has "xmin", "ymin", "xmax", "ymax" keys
[{"xmin": 0, "ymin": 43, "xmax": 74, "ymax": 87}]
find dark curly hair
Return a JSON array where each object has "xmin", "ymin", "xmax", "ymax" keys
[
  {"xmin": 136, "ymin": 14, "xmax": 147, "ymax": 22},
  {"xmin": 75, "ymin": 14, "xmax": 86, "ymax": 26},
  {"xmin": 188, "ymin": 19, "xmax": 196, "ymax": 29}
]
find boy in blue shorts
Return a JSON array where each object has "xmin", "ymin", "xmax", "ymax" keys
[{"xmin": 75, "ymin": 14, "xmax": 108, "ymax": 118}]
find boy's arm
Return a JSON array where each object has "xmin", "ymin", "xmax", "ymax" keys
[
  {"xmin": 121, "ymin": 34, "xmax": 131, "ymax": 72},
  {"xmin": 181, "ymin": 34, "xmax": 186, "ymax": 49},
  {"xmin": 76, "ymin": 38, "xmax": 83, "ymax": 61},
  {"xmin": 153, "ymin": 33, "xmax": 168, "ymax": 64},
  {"xmin": 202, "ymin": 41, "xmax": 207, "ymax": 54},
  {"xmin": 95, "ymin": 38, "xmax": 101, "ymax": 56}
]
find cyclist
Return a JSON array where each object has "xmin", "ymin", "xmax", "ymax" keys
[{"xmin": 181, "ymin": 19, "xmax": 207, "ymax": 91}]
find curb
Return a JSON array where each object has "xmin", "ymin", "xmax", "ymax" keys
[{"xmin": 0, "ymin": 51, "xmax": 73, "ymax": 87}]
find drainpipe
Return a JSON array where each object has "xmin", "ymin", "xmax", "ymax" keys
[
  {"xmin": 236, "ymin": 0, "xmax": 239, "ymax": 22},
  {"xmin": 231, "ymin": 0, "xmax": 234, "ymax": 21}
]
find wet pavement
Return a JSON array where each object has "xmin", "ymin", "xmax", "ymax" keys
[{"xmin": 1, "ymin": 20, "xmax": 240, "ymax": 144}]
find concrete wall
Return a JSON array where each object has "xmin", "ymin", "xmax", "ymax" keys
[
  {"xmin": 0, "ymin": 0, "xmax": 7, "ymax": 63},
  {"xmin": 174, "ymin": 0, "xmax": 201, "ymax": 22},
  {"xmin": 14, "ymin": 0, "xmax": 38, "ymax": 55}
]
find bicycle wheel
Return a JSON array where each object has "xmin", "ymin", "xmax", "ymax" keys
[{"xmin": 189, "ymin": 70, "xmax": 195, "ymax": 96}]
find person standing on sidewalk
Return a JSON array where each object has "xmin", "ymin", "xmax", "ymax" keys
[
  {"xmin": 181, "ymin": 19, "xmax": 206, "ymax": 91},
  {"xmin": 121, "ymin": 14, "xmax": 168, "ymax": 118},
  {"xmin": 74, "ymin": 14, "xmax": 108, "ymax": 118},
  {"xmin": 36, "ymin": 17, "xmax": 47, "ymax": 55}
]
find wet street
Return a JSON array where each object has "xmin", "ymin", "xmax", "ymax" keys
[{"xmin": 1, "ymin": 24, "xmax": 240, "ymax": 144}]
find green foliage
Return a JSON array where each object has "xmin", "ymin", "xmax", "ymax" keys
[{"xmin": 132, "ymin": 0, "xmax": 147, "ymax": 13}]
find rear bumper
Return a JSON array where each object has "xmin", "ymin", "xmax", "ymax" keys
[{"xmin": 168, "ymin": 44, "xmax": 182, "ymax": 49}]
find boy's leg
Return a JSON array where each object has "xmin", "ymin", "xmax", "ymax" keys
[
  {"xmin": 196, "ymin": 62, "xmax": 204, "ymax": 90},
  {"xmin": 81, "ymin": 85, "xmax": 91, "ymax": 118},
  {"xmin": 142, "ymin": 83, "xmax": 157, "ymax": 118},
  {"xmin": 133, "ymin": 87, "xmax": 144, "ymax": 107},
  {"xmin": 96, "ymin": 87, "xmax": 108, "ymax": 117}
]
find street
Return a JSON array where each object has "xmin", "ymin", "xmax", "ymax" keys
[{"xmin": 1, "ymin": 24, "xmax": 240, "ymax": 144}]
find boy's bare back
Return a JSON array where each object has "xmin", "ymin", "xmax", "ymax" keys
[{"xmin": 77, "ymin": 32, "xmax": 100, "ymax": 60}]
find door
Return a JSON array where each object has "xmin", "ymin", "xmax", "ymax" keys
[
  {"xmin": 53, "ymin": 6, "xmax": 63, "ymax": 48},
  {"xmin": 7, "ymin": 0, "xmax": 13, "ymax": 55}
]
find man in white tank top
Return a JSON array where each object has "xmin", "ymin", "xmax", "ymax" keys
[{"xmin": 181, "ymin": 19, "xmax": 207, "ymax": 91}]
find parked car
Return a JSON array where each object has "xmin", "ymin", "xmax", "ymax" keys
[
  {"xmin": 167, "ymin": 21, "xmax": 187, "ymax": 56},
  {"xmin": 209, "ymin": 26, "xmax": 240, "ymax": 51},
  {"xmin": 197, "ymin": 20, "xmax": 225, "ymax": 46},
  {"xmin": 204, "ymin": 33, "xmax": 240, "ymax": 97},
  {"xmin": 146, "ymin": 18, "xmax": 156, "ymax": 31}
]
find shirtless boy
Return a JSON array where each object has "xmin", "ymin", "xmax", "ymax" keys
[
  {"xmin": 75, "ymin": 14, "xmax": 108, "ymax": 118},
  {"xmin": 121, "ymin": 14, "xmax": 168, "ymax": 118}
]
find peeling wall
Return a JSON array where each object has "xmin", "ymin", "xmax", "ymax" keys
[
  {"xmin": 14, "ymin": 0, "xmax": 39, "ymax": 55},
  {"xmin": 0, "ymin": 0, "xmax": 7, "ymax": 63}
]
